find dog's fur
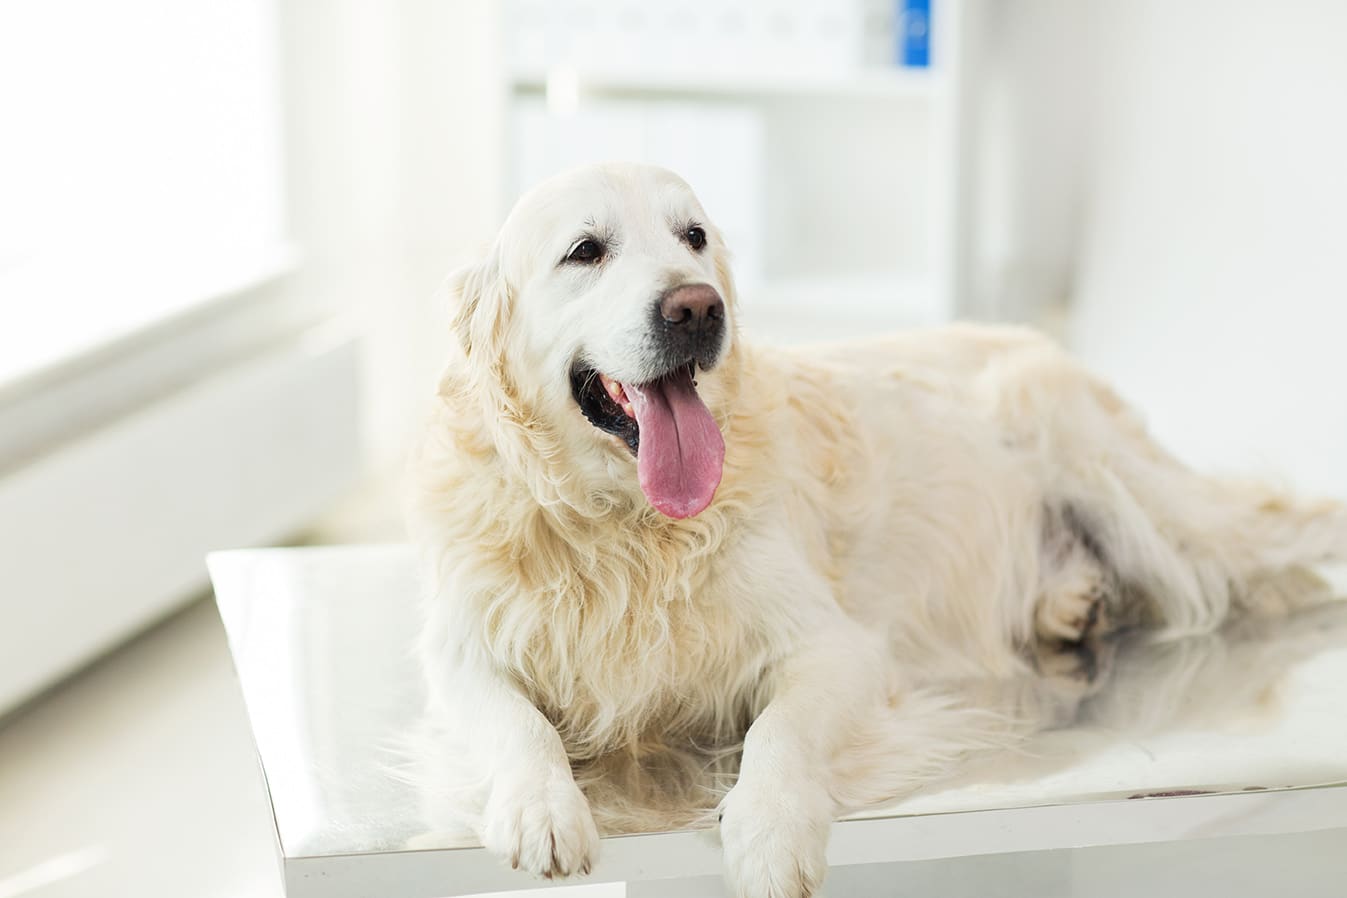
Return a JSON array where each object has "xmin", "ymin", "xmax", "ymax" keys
[{"xmin": 409, "ymin": 163, "xmax": 1347, "ymax": 897}]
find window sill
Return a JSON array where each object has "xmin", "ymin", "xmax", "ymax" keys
[{"xmin": 0, "ymin": 243, "xmax": 317, "ymax": 472}]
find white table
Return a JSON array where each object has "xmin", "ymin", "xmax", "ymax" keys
[{"xmin": 208, "ymin": 546, "xmax": 1347, "ymax": 897}]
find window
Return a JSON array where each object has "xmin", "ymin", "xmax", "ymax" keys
[{"xmin": 0, "ymin": 0, "xmax": 286, "ymax": 390}]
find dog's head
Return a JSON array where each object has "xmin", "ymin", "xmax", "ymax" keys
[{"xmin": 448, "ymin": 163, "xmax": 740, "ymax": 519}]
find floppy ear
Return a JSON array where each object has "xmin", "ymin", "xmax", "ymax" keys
[{"xmin": 447, "ymin": 245, "xmax": 510, "ymax": 362}]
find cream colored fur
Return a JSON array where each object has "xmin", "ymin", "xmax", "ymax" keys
[{"xmin": 409, "ymin": 163, "xmax": 1347, "ymax": 897}]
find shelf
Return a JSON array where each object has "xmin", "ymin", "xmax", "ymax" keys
[{"xmin": 510, "ymin": 66, "xmax": 941, "ymax": 102}]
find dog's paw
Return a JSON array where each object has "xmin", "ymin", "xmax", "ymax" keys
[
  {"xmin": 1032, "ymin": 558, "xmax": 1119, "ymax": 689},
  {"xmin": 718, "ymin": 779, "xmax": 831, "ymax": 898},
  {"xmin": 480, "ymin": 770, "xmax": 599, "ymax": 879},
  {"xmin": 1036, "ymin": 570, "xmax": 1109, "ymax": 644}
]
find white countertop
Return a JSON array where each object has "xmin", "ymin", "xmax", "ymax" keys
[{"xmin": 208, "ymin": 545, "xmax": 1347, "ymax": 897}]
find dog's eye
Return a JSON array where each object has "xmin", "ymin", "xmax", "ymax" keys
[
  {"xmin": 566, "ymin": 239, "xmax": 604, "ymax": 264},
  {"xmin": 686, "ymin": 226, "xmax": 707, "ymax": 251}
]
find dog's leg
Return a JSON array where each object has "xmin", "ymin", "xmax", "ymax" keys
[
  {"xmin": 718, "ymin": 629, "xmax": 880, "ymax": 898},
  {"xmin": 720, "ymin": 633, "xmax": 1038, "ymax": 898},
  {"xmin": 424, "ymin": 656, "xmax": 599, "ymax": 879},
  {"xmin": 714, "ymin": 615, "xmax": 1005, "ymax": 898}
]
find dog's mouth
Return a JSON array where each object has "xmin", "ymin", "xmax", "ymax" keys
[{"xmin": 571, "ymin": 361, "xmax": 725, "ymax": 519}]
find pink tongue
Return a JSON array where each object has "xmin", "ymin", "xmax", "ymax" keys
[{"xmin": 624, "ymin": 369, "xmax": 725, "ymax": 519}]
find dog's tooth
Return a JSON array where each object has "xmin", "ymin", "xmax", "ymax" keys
[{"xmin": 599, "ymin": 373, "xmax": 625, "ymax": 403}]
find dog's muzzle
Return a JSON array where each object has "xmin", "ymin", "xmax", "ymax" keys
[{"xmin": 652, "ymin": 283, "xmax": 725, "ymax": 371}]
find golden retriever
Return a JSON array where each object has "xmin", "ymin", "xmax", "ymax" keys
[{"xmin": 409, "ymin": 162, "xmax": 1347, "ymax": 897}]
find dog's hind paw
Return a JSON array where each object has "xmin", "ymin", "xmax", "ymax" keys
[
  {"xmin": 1036, "ymin": 568, "xmax": 1110, "ymax": 645},
  {"xmin": 1033, "ymin": 561, "xmax": 1117, "ymax": 686}
]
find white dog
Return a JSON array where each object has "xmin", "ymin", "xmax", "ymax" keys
[{"xmin": 409, "ymin": 163, "xmax": 1347, "ymax": 897}]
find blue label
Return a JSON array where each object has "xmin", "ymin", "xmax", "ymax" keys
[{"xmin": 899, "ymin": 0, "xmax": 931, "ymax": 68}]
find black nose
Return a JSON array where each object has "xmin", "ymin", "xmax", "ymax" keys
[
  {"xmin": 653, "ymin": 284, "xmax": 726, "ymax": 370},
  {"xmin": 659, "ymin": 284, "xmax": 724, "ymax": 328}
]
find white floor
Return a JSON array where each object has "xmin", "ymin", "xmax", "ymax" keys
[{"xmin": 0, "ymin": 599, "xmax": 285, "ymax": 898}]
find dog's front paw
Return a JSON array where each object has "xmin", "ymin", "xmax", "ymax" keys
[
  {"xmin": 718, "ymin": 779, "xmax": 832, "ymax": 898},
  {"xmin": 481, "ymin": 770, "xmax": 599, "ymax": 879}
]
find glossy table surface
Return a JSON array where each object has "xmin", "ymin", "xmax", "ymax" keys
[{"xmin": 208, "ymin": 546, "xmax": 1347, "ymax": 897}]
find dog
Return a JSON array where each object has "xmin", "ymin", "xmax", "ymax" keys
[{"xmin": 408, "ymin": 162, "xmax": 1347, "ymax": 897}]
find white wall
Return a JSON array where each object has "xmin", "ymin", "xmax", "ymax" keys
[
  {"xmin": 1010, "ymin": 1, "xmax": 1347, "ymax": 497},
  {"xmin": 280, "ymin": 0, "xmax": 503, "ymax": 471},
  {"xmin": 961, "ymin": 0, "xmax": 1094, "ymax": 321}
]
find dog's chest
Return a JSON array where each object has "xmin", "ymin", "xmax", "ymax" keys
[{"xmin": 509, "ymin": 561, "xmax": 765, "ymax": 756}]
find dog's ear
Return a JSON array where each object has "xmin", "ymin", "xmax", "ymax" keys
[{"xmin": 446, "ymin": 246, "xmax": 510, "ymax": 360}]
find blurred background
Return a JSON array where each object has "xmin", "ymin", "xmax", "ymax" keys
[{"xmin": 1, "ymin": 1, "xmax": 1345, "ymax": 895}]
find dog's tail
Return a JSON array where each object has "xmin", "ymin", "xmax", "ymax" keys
[
  {"xmin": 1072, "ymin": 457, "xmax": 1347, "ymax": 635},
  {"xmin": 1191, "ymin": 480, "xmax": 1347, "ymax": 616},
  {"xmin": 996, "ymin": 339, "xmax": 1347, "ymax": 635}
]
